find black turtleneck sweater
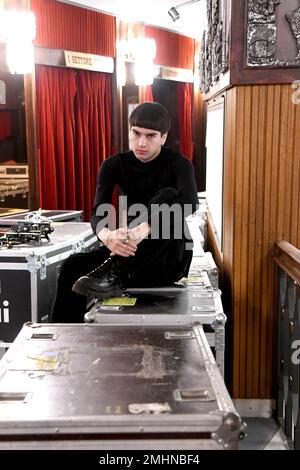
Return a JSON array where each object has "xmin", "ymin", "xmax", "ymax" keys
[{"xmin": 90, "ymin": 146, "xmax": 198, "ymax": 234}]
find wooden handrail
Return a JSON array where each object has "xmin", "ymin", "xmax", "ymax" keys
[{"xmin": 274, "ymin": 240, "xmax": 300, "ymax": 285}]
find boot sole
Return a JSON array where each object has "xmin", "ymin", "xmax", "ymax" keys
[{"xmin": 72, "ymin": 280, "xmax": 122, "ymax": 299}]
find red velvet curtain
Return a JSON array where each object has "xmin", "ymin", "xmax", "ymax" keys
[
  {"xmin": 36, "ymin": 65, "xmax": 112, "ymax": 220},
  {"xmin": 145, "ymin": 85, "xmax": 153, "ymax": 102},
  {"xmin": 31, "ymin": 0, "xmax": 116, "ymax": 57},
  {"xmin": 0, "ymin": 111, "xmax": 13, "ymax": 141},
  {"xmin": 35, "ymin": 66, "xmax": 77, "ymax": 209},
  {"xmin": 74, "ymin": 70, "xmax": 112, "ymax": 219},
  {"xmin": 177, "ymin": 83, "xmax": 194, "ymax": 161},
  {"xmin": 145, "ymin": 26, "xmax": 195, "ymax": 70}
]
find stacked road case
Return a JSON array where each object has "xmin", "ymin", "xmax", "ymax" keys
[
  {"xmin": 0, "ymin": 323, "xmax": 241, "ymax": 450},
  {"xmin": 0, "ymin": 200, "xmax": 240, "ymax": 450},
  {"xmin": 189, "ymin": 252, "xmax": 219, "ymax": 288},
  {"xmin": 0, "ymin": 209, "xmax": 83, "ymax": 224},
  {"xmin": 85, "ymin": 282, "xmax": 225, "ymax": 376},
  {"xmin": 0, "ymin": 223, "xmax": 98, "ymax": 347},
  {"xmin": 85, "ymin": 213, "xmax": 225, "ymax": 375}
]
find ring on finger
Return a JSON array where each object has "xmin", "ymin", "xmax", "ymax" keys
[{"xmin": 122, "ymin": 238, "xmax": 129, "ymax": 245}]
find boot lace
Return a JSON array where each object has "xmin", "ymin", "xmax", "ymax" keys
[{"xmin": 89, "ymin": 258, "xmax": 120, "ymax": 280}]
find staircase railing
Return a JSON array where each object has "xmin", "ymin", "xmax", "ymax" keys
[{"xmin": 274, "ymin": 240, "xmax": 300, "ymax": 450}]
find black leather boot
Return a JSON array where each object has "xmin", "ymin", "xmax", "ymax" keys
[{"xmin": 72, "ymin": 257, "xmax": 122, "ymax": 297}]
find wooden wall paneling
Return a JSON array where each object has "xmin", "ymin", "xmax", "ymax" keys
[
  {"xmin": 297, "ymin": 100, "xmax": 300, "ymax": 247},
  {"xmin": 255, "ymin": 86, "xmax": 269, "ymax": 396},
  {"xmin": 286, "ymin": 88, "xmax": 300, "ymax": 244},
  {"xmin": 277, "ymin": 87, "xmax": 289, "ymax": 241},
  {"xmin": 234, "ymin": 86, "xmax": 246, "ymax": 397},
  {"xmin": 292, "ymin": 94, "xmax": 300, "ymax": 249},
  {"xmin": 254, "ymin": 85, "xmax": 267, "ymax": 397},
  {"xmin": 268, "ymin": 85, "xmax": 282, "ymax": 397},
  {"xmin": 247, "ymin": 85, "xmax": 259, "ymax": 398},
  {"xmin": 242, "ymin": 86, "xmax": 253, "ymax": 397},
  {"xmin": 224, "ymin": 88, "xmax": 236, "ymax": 273},
  {"xmin": 220, "ymin": 84, "xmax": 300, "ymax": 398},
  {"xmin": 284, "ymin": 87, "xmax": 295, "ymax": 240},
  {"xmin": 223, "ymin": 87, "xmax": 236, "ymax": 393},
  {"xmin": 291, "ymin": 102, "xmax": 300, "ymax": 245},
  {"xmin": 260, "ymin": 85, "xmax": 275, "ymax": 397},
  {"xmin": 192, "ymin": 86, "xmax": 206, "ymax": 191},
  {"xmin": 269, "ymin": 86, "xmax": 281, "ymax": 255}
]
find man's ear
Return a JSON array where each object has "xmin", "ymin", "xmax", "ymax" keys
[{"xmin": 162, "ymin": 132, "xmax": 168, "ymax": 145}]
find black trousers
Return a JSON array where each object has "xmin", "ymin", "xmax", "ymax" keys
[{"xmin": 50, "ymin": 188, "xmax": 193, "ymax": 323}]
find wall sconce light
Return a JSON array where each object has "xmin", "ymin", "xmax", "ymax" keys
[
  {"xmin": 134, "ymin": 38, "xmax": 156, "ymax": 86},
  {"xmin": 168, "ymin": 7, "xmax": 180, "ymax": 22},
  {"xmin": 0, "ymin": 10, "xmax": 36, "ymax": 74},
  {"xmin": 117, "ymin": 37, "xmax": 157, "ymax": 87},
  {"xmin": 168, "ymin": 0, "xmax": 200, "ymax": 22}
]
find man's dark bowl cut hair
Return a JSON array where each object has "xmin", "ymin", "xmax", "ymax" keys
[{"xmin": 129, "ymin": 102, "xmax": 171, "ymax": 135}]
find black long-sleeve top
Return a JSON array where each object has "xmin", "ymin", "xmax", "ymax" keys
[{"xmin": 90, "ymin": 146, "xmax": 198, "ymax": 235}]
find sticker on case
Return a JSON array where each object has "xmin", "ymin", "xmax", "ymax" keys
[{"xmin": 101, "ymin": 297, "xmax": 137, "ymax": 307}]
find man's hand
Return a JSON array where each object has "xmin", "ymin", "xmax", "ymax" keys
[
  {"xmin": 98, "ymin": 227, "xmax": 137, "ymax": 257},
  {"xmin": 128, "ymin": 222, "xmax": 151, "ymax": 245}
]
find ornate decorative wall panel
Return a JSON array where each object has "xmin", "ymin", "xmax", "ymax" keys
[
  {"xmin": 247, "ymin": 0, "xmax": 300, "ymax": 67},
  {"xmin": 199, "ymin": 0, "xmax": 228, "ymax": 92}
]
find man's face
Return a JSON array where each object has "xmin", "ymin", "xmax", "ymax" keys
[{"xmin": 129, "ymin": 126, "xmax": 167, "ymax": 163}]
